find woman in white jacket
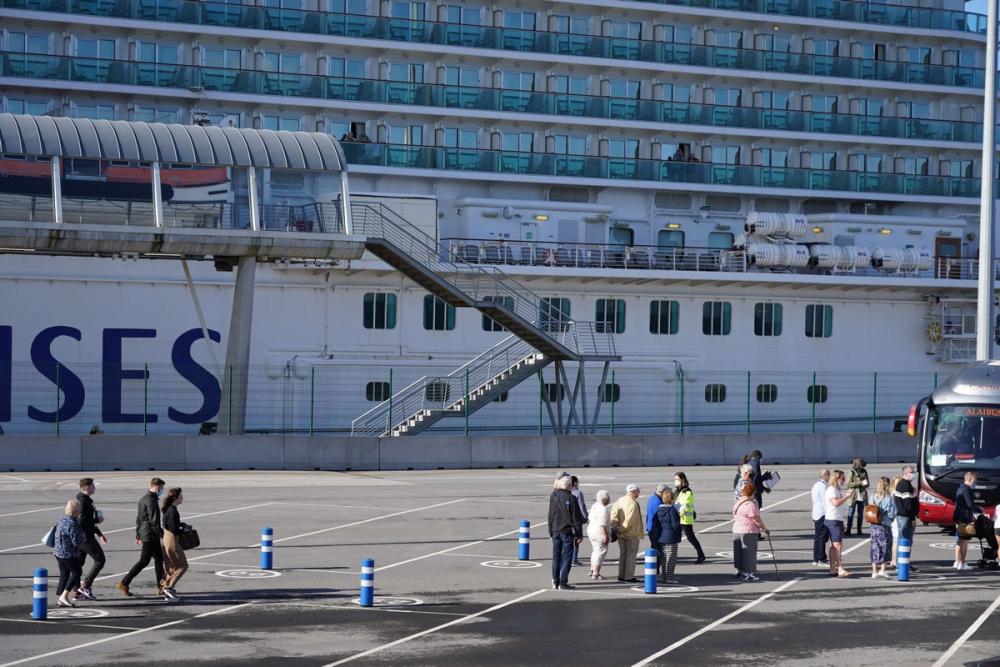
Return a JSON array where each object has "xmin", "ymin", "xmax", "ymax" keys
[{"xmin": 587, "ymin": 490, "xmax": 612, "ymax": 580}]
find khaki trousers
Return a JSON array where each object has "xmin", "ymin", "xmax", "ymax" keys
[
  {"xmin": 617, "ymin": 537, "xmax": 639, "ymax": 580},
  {"xmin": 161, "ymin": 531, "xmax": 188, "ymax": 589}
]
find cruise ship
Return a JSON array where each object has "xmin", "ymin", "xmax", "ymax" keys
[{"xmin": 0, "ymin": 0, "xmax": 994, "ymax": 437}]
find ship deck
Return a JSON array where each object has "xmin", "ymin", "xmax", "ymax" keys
[{"xmin": 0, "ymin": 466, "xmax": 996, "ymax": 666}]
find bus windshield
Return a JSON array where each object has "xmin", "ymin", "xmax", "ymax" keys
[{"xmin": 925, "ymin": 405, "xmax": 1000, "ymax": 473}]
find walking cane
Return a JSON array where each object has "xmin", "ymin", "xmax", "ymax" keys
[{"xmin": 765, "ymin": 530, "xmax": 780, "ymax": 580}]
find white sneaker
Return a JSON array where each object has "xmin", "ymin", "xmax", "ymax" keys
[
  {"xmin": 957, "ymin": 563, "xmax": 974, "ymax": 571},
  {"xmin": 952, "ymin": 561, "xmax": 960, "ymax": 569},
  {"xmin": 163, "ymin": 588, "xmax": 180, "ymax": 601}
]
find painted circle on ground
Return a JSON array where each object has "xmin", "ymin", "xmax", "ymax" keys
[
  {"xmin": 715, "ymin": 551, "xmax": 773, "ymax": 560},
  {"xmin": 350, "ymin": 596, "xmax": 423, "ymax": 607},
  {"xmin": 929, "ymin": 542, "xmax": 979, "ymax": 550},
  {"xmin": 630, "ymin": 585, "xmax": 698, "ymax": 595},
  {"xmin": 43, "ymin": 608, "xmax": 110, "ymax": 619},
  {"xmin": 481, "ymin": 560, "xmax": 543, "ymax": 569},
  {"xmin": 215, "ymin": 569, "xmax": 282, "ymax": 579}
]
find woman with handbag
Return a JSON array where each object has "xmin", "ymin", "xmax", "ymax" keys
[
  {"xmin": 52, "ymin": 499, "xmax": 86, "ymax": 608},
  {"xmin": 868, "ymin": 477, "xmax": 896, "ymax": 578},
  {"xmin": 160, "ymin": 488, "xmax": 189, "ymax": 601},
  {"xmin": 954, "ymin": 471, "xmax": 980, "ymax": 571},
  {"xmin": 587, "ymin": 490, "xmax": 612, "ymax": 580},
  {"xmin": 845, "ymin": 458, "xmax": 869, "ymax": 537}
]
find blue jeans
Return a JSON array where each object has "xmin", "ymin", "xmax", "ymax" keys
[
  {"xmin": 551, "ymin": 532, "xmax": 574, "ymax": 585},
  {"xmin": 895, "ymin": 516, "xmax": 914, "ymax": 543}
]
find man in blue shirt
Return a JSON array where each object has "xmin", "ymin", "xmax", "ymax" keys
[{"xmin": 646, "ymin": 484, "xmax": 668, "ymax": 573}]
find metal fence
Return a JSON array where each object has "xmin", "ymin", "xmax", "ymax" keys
[{"xmin": 0, "ymin": 361, "xmax": 943, "ymax": 436}]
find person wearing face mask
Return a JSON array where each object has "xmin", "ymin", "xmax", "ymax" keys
[
  {"xmin": 674, "ymin": 472, "xmax": 706, "ymax": 564},
  {"xmin": 118, "ymin": 477, "xmax": 166, "ymax": 597}
]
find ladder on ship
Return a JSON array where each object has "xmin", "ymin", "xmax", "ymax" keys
[{"xmin": 349, "ymin": 202, "xmax": 619, "ymax": 437}]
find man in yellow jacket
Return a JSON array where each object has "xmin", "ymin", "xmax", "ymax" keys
[{"xmin": 610, "ymin": 484, "xmax": 644, "ymax": 583}]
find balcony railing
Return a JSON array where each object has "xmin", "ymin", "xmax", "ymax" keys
[
  {"xmin": 0, "ymin": 52, "xmax": 978, "ymax": 144},
  {"xmin": 0, "ymin": 0, "xmax": 986, "ymax": 86},
  {"xmin": 444, "ymin": 238, "xmax": 996, "ymax": 282},
  {"xmin": 342, "ymin": 143, "xmax": 981, "ymax": 198}
]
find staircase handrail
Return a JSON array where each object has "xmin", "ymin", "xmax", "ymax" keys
[
  {"xmin": 350, "ymin": 334, "xmax": 541, "ymax": 436},
  {"xmin": 351, "ymin": 202, "xmax": 573, "ymax": 338}
]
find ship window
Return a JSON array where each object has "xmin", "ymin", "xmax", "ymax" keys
[
  {"xmin": 540, "ymin": 297, "xmax": 571, "ymax": 327},
  {"xmin": 657, "ymin": 230, "xmax": 684, "ymax": 248},
  {"xmin": 548, "ymin": 186, "xmax": 590, "ymax": 202},
  {"xmin": 754, "ymin": 197, "xmax": 790, "ymax": 213},
  {"xmin": 807, "ymin": 384, "xmax": 828, "ymax": 404},
  {"xmin": 650, "ymin": 300, "xmax": 679, "ymax": 335},
  {"xmin": 704, "ymin": 194, "xmax": 742, "ymax": 212},
  {"xmin": 599, "ymin": 383, "xmax": 621, "ymax": 403},
  {"xmin": 492, "ymin": 391, "xmax": 509, "ymax": 403},
  {"xmin": 702, "ymin": 301, "xmax": 731, "ymax": 335},
  {"xmin": 423, "ymin": 295, "xmax": 456, "ymax": 331},
  {"xmin": 363, "ymin": 292, "xmax": 397, "ymax": 329},
  {"xmin": 756, "ymin": 384, "xmax": 778, "ymax": 403},
  {"xmin": 805, "ymin": 304, "xmax": 833, "ymax": 338},
  {"xmin": 754, "ymin": 303, "xmax": 782, "ymax": 336},
  {"xmin": 596, "ymin": 298, "xmax": 626, "ymax": 334},
  {"xmin": 654, "ymin": 192, "xmax": 692, "ymax": 209},
  {"xmin": 425, "ymin": 381, "xmax": 451, "ymax": 402},
  {"xmin": 543, "ymin": 383, "xmax": 566, "ymax": 402},
  {"xmin": 365, "ymin": 381, "xmax": 390, "ymax": 401},
  {"xmin": 705, "ymin": 384, "xmax": 726, "ymax": 403},
  {"xmin": 482, "ymin": 296, "xmax": 513, "ymax": 332},
  {"xmin": 708, "ymin": 232, "xmax": 734, "ymax": 250}
]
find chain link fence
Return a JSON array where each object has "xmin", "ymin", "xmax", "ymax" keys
[{"xmin": 0, "ymin": 361, "xmax": 942, "ymax": 436}]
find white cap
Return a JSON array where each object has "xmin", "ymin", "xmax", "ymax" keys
[{"xmin": 626, "ymin": 483, "xmax": 640, "ymax": 492}]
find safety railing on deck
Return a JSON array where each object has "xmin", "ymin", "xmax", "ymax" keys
[{"xmin": 352, "ymin": 202, "xmax": 587, "ymax": 346}]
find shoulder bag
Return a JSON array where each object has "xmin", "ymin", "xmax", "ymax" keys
[
  {"xmin": 179, "ymin": 525, "xmax": 200, "ymax": 550},
  {"xmin": 864, "ymin": 504, "xmax": 881, "ymax": 525},
  {"xmin": 956, "ymin": 521, "xmax": 977, "ymax": 539},
  {"xmin": 41, "ymin": 525, "xmax": 56, "ymax": 548}
]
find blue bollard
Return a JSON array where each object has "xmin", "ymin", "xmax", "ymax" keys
[
  {"xmin": 32, "ymin": 567, "xmax": 47, "ymax": 620},
  {"xmin": 897, "ymin": 537, "xmax": 912, "ymax": 581},
  {"xmin": 360, "ymin": 558, "xmax": 374, "ymax": 607},
  {"xmin": 260, "ymin": 527, "xmax": 273, "ymax": 570},
  {"xmin": 518, "ymin": 520, "xmax": 530, "ymax": 561},
  {"xmin": 644, "ymin": 549, "xmax": 658, "ymax": 594}
]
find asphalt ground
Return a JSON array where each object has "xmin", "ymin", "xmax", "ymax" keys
[{"xmin": 0, "ymin": 465, "xmax": 997, "ymax": 667}]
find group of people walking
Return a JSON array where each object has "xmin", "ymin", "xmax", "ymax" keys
[
  {"xmin": 49, "ymin": 477, "xmax": 190, "ymax": 607},
  {"xmin": 547, "ymin": 471, "xmax": 706, "ymax": 590}
]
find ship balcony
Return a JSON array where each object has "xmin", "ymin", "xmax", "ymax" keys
[
  {"xmin": 0, "ymin": 53, "xmax": 980, "ymax": 145},
  {"xmin": 0, "ymin": 0, "xmax": 986, "ymax": 87},
  {"xmin": 342, "ymin": 143, "xmax": 981, "ymax": 200},
  {"xmin": 442, "ymin": 238, "xmax": 992, "ymax": 283}
]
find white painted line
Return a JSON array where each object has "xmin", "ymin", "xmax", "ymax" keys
[
  {"xmin": 0, "ymin": 602, "xmax": 251, "ymax": 667},
  {"xmin": 0, "ymin": 475, "xmax": 30, "ymax": 482},
  {"xmin": 374, "ymin": 520, "xmax": 547, "ymax": 572},
  {"xmin": 96, "ymin": 498, "xmax": 465, "ymax": 582},
  {"xmin": 273, "ymin": 502, "xmax": 389, "ymax": 511},
  {"xmin": 2, "ymin": 502, "xmax": 277, "ymax": 555},
  {"xmin": 931, "ymin": 591, "xmax": 1000, "ymax": 667},
  {"xmin": 842, "ymin": 538, "xmax": 871, "ymax": 557},
  {"xmin": 322, "ymin": 589, "xmax": 547, "ymax": 666},
  {"xmin": 630, "ymin": 578, "xmax": 803, "ymax": 667},
  {"xmin": 0, "ymin": 506, "xmax": 62, "ymax": 519},
  {"xmin": 696, "ymin": 491, "xmax": 811, "ymax": 534}
]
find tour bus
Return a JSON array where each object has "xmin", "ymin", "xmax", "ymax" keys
[{"xmin": 908, "ymin": 361, "xmax": 1000, "ymax": 525}]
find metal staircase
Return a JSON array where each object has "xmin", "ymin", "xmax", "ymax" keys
[{"xmin": 349, "ymin": 202, "xmax": 618, "ymax": 437}]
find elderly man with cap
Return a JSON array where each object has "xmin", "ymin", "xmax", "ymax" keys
[{"xmin": 610, "ymin": 484, "xmax": 644, "ymax": 583}]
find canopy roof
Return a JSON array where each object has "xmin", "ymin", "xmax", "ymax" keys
[{"xmin": 0, "ymin": 114, "xmax": 345, "ymax": 171}]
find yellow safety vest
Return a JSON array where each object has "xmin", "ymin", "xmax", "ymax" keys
[{"xmin": 678, "ymin": 489, "xmax": 696, "ymax": 526}]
